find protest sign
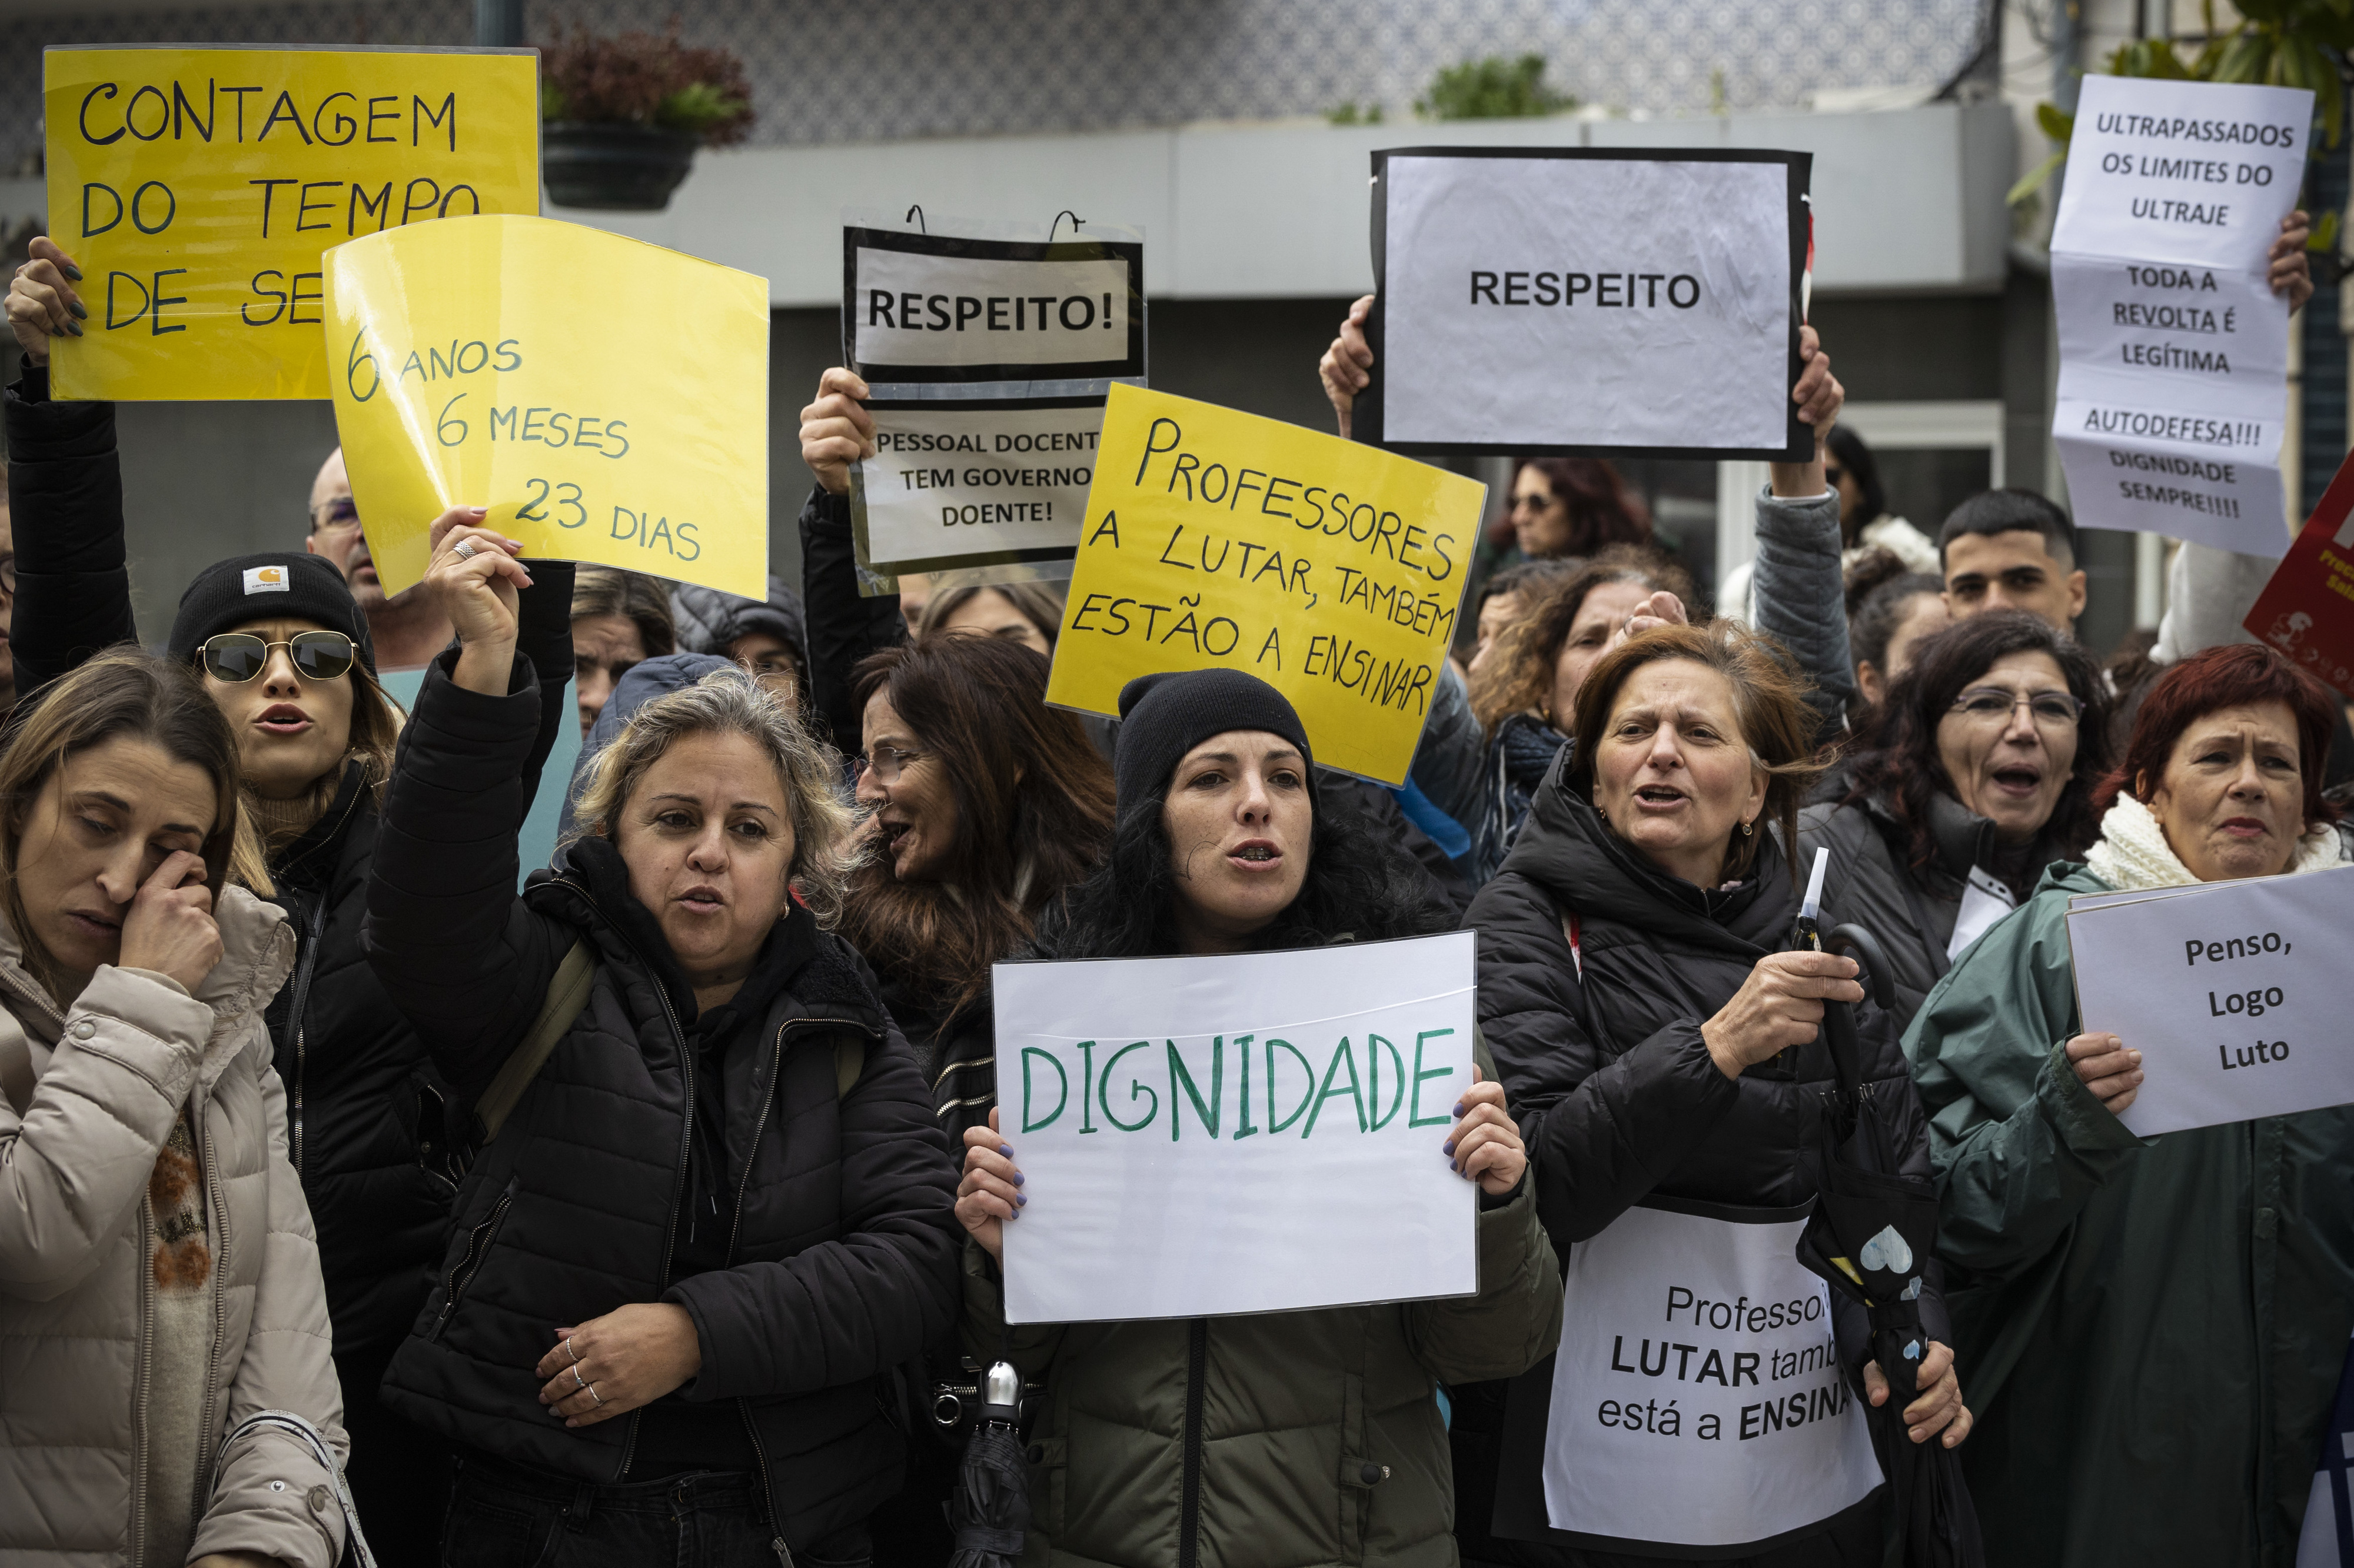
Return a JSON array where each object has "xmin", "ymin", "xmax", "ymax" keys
[
  {"xmin": 45, "ymin": 45, "xmax": 538, "ymax": 401},
  {"xmin": 1361, "ymin": 148, "xmax": 1811, "ymax": 460},
  {"xmin": 850, "ymin": 398, "xmax": 1102, "ymax": 578},
  {"xmin": 2067, "ymin": 864, "xmax": 2354, "ymax": 1137},
  {"xmin": 1044, "ymin": 385, "xmax": 1487, "ymax": 784},
  {"xmin": 2049, "ymin": 74, "xmax": 2311, "ymax": 556},
  {"xmin": 993, "ymin": 932, "xmax": 1477, "ymax": 1324},
  {"xmin": 842, "ymin": 221, "xmax": 1145, "ymax": 384},
  {"xmin": 2246, "ymin": 445, "xmax": 2354, "ymax": 695},
  {"xmin": 326, "ymin": 214, "xmax": 768, "ymax": 598}
]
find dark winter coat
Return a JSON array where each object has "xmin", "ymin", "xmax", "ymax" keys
[
  {"xmin": 1463, "ymin": 749, "xmax": 1947, "ymax": 1556},
  {"xmin": 800, "ymin": 484, "xmax": 906, "ymax": 751},
  {"xmin": 366, "ymin": 658, "xmax": 964, "ymax": 1549},
  {"xmin": 1, "ymin": 365, "xmax": 576, "ymax": 1353}
]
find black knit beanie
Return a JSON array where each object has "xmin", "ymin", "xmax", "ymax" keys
[
  {"xmin": 1113, "ymin": 668, "xmax": 1315, "ymax": 810},
  {"xmin": 166, "ymin": 552, "xmax": 377, "ymax": 674}
]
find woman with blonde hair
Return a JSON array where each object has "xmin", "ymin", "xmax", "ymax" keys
[
  {"xmin": 364, "ymin": 521, "xmax": 962, "ymax": 1564},
  {"xmin": 0, "ymin": 650, "xmax": 350, "ymax": 1567}
]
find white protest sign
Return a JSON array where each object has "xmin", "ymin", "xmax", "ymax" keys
[
  {"xmin": 1366, "ymin": 149, "xmax": 1809, "ymax": 459},
  {"xmin": 2050, "ymin": 75, "xmax": 2311, "ymax": 556},
  {"xmin": 993, "ymin": 932, "xmax": 1477, "ymax": 1324},
  {"xmin": 2066, "ymin": 864, "xmax": 2354, "ymax": 1137},
  {"xmin": 850, "ymin": 400, "xmax": 1101, "ymax": 576}
]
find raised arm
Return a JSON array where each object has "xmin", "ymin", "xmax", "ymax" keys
[
  {"xmin": 797, "ymin": 367, "xmax": 906, "ymax": 748},
  {"xmin": 1750, "ymin": 324, "xmax": 1858, "ymax": 738},
  {"xmin": 5, "ymin": 240, "xmax": 139, "ymax": 697}
]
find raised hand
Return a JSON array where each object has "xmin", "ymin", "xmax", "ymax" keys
[
  {"xmin": 6, "ymin": 237, "xmax": 85, "ymax": 365},
  {"xmin": 800, "ymin": 368, "xmax": 877, "ymax": 495}
]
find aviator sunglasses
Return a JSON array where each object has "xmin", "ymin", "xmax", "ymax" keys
[{"xmin": 197, "ymin": 631, "xmax": 358, "ymax": 684}]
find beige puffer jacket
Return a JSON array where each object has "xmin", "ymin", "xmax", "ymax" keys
[{"xmin": 0, "ymin": 884, "xmax": 349, "ymax": 1567}]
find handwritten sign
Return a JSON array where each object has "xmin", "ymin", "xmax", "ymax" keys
[
  {"xmin": 1362, "ymin": 148, "xmax": 1811, "ymax": 459},
  {"xmin": 851, "ymin": 398, "xmax": 1102, "ymax": 578},
  {"xmin": 2067, "ymin": 865, "xmax": 2354, "ymax": 1137},
  {"xmin": 993, "ymin": 933, "xmax": 1477, "ymax": 1324},
  {"xmin": 2246, "ymin": 446, "xmax": 2354, "ymax": 695},
  {"xmin": 2049, "ymin": 75, "xmax": 2311, "ymax": 555},
  {"xmin": 326, "ymin": 215, "xmax": 767, "ymax": 598},
  {"xmin": 1045, "ymin": 385, "xmax": 1485, "ymax": 784},
  {"xmin": 45, "ymin": 45, "xmax": 539, "ymax": 401}
]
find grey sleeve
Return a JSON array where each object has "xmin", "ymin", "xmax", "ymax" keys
[
  {"xmin": 1408, "ymin": 662, "xmax": 1485, "ymax": 833},
  {"xmin": 1750, "ymin": 486, "xmax": 1857, "ymax": 739}
]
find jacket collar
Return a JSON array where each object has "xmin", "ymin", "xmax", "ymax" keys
[
  {"xmin": 1863, "ymin": 788, "xmax": 1996, "ymax": 890},
  {"xmin": 270, "ymin": 759, "xmax": 370, "ymax": 888}
]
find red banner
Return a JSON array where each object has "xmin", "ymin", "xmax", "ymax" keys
[{"xmin": 2245, "ymin": 450, "xmax": 2354, "ymax": 697}]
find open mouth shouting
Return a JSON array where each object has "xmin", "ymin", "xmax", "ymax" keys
[
  {"xmin": 1987, "ymin": 763, "xmax": 2044, "ymax": 801},
  {"xmin": 256, "ymin": 703, "xmax": 313, "ymax": 737},
  {"xmin": 1227, "ymin": 838, "xmax": 1284, "ymax": 871}
]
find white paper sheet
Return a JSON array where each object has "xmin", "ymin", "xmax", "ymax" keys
[
  {"xmin": 993, "ymin": 932, "xmax": 1479, "ymax": 1323},
  {"xmin": 852, "ymin": 402, "xmax": 1101, "ymax": 574}
]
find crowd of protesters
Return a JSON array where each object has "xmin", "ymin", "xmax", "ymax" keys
[{"xmin": 0, "ymin": 195, "xmax": 2347, "ymax": 1568}]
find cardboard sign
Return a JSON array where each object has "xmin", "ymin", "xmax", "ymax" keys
[
  {"xmin": 2067, "ymin": 865, "xmax": 2354, "ymax": 1137},
  {"xmin": 2049, "ymin": 75, "xmax": 2310, "ymax": 555},
  {"xmin": 1045, "ymin": 385, "xmax": 1487, "ymax": 784},
  {"xmin": 850, "ymin": 399, "xmax": 1102, "ymax": 578},
  {"xmin": 326, "ymin": 215, "xmax": 769, "ymax": 598},
  {"xmin": 45, "ymin": 45, "xmax": 539, "ymax": 401},
  {"xmin": 2246, "ymin": 447, "xmax": 2354, "ymax": 695},
  {"xmin": 1361, "ymin": 147, "xmax": 1811, "ymax": 460},
  {"xmin": 842, "ymin": 223, "xmax": 1145, "ymax": 384},
  {"xmin": 993, "ymin": 933, "xmax": 1477, "ymax": 1324}
]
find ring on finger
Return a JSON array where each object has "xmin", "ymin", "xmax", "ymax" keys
[
  {"xmin": 452, "ymin": 538, "xmax": 480, "ymax": 561},
  {"xmin": 586, "ymin": 1383, "xmax": 603, "ymax": 1406},
  {"xmin": 566, "ymin": 1336, "xmax": 580, "ymax": 1364},
  {"xmin": 571, "ymin": 1364, "xmax": 587, "ymax": 1390}
]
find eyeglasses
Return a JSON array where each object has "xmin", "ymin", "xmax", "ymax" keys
[
  {"xmin": 1508, "ymin": 493, "xmax": 1562, "ymax": 514},
  {"xmin": 855, "ymin": 743, "xmax": 926, "ymax": 784},
  {"xmin": 198, "ymin": 631, "xmax": 357, "ymax": 684},
  {"xmin": 1949, "ymin": 686, "xmax": 2084, "ymax": 728},
  {"xmin": 310, "ymin": 497, "xmax": 362, "ymax": 534}
]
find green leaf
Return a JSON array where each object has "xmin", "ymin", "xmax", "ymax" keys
[
  {"xmin": 2036, "ymin": 101, "xmax": 2075, "ymax": 142},
  {"xmin": 2212, "ymin": 31, "xmax": 2271, "ymax": 81},
  {"xmin": 2311, "ymin": 209, "xmax": 2342, "ymax": 252},
  {"xmin": 2007, "ymin": 148, "xmax": 2069, "ymax": 207}
]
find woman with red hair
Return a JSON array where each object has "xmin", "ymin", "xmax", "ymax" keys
[{"xmin": 1903, "ymin": 642, "xmax": 2354, "ymax": 1566}]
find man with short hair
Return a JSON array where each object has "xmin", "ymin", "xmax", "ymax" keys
[
  {"xmin": 304, "ymin": 445, "xmax": 452, "ymax": 670},
  {"xmin": 1937, "ymin": 488, "xmax": 2087, "ymax": 636}
]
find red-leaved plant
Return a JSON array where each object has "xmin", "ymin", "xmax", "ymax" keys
[{"xmin": 538, "ymin": 19, "xmax": 756, "ymax": 147}]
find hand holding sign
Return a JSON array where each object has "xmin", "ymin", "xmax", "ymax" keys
[
  {"xmin": 2066, "ymin": 1031, "xmax": 2144, "ymax": 1113},
  {"xmin": 6, "ymin": 239, "xmax": 87, "ymax": 362},
  {"xmin": 800, "ymin": 367, "xmax": 877, "ymax": 495}
]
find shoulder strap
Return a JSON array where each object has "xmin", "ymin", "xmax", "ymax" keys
[{"xmin": 474, "ymin": 940, "xmax": 596, "ymax": 1143}]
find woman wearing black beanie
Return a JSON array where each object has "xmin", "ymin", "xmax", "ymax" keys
[{"xmin": 950, "ymin": 668, "xmax": 1564, "ymax": 1566}]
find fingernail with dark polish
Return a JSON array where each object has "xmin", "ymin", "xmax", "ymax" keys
[
  {"xmin": 68, "ymin": 301, "xmax": 87, "ymax": 319},
  {"xmin": 65, "ymin": 320, "xmax": 82, "ymax": 337},
  {"xmin": 1015, "ymin": 1194, "xmax": 1027, "ymax": 1206},
  {"xmin": 1011, "ymin": 1172, "xmax": 1025, "ymax": 1186},
  {"xmin": 1442, "ymin": 1140, "xmax": 1456, "ymax": 1154},
  {"xmin": 999, "ymin": 1144, "xmax": 1012, "ymax": 1157},
  {"xmin": 62, "ymin": 264, "xmax": 84, "ymax": 281}
]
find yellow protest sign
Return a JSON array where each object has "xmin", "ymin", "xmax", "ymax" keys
[
  {"xmin": 325, "ymin": 215, "xmax": 769, "ymax": 599},
  {"xmin": 45, "ymin": 45, "xmax": 539, "ymax": 401},
  {"xmin": 1047, "ymin": 385, "xmax": 1486, "ymax": 783}
]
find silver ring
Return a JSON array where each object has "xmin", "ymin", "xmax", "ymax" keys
[
  {"xmin": 451, "ymin": 538, "xmax": 479, "ymax": 561},
  {"xmin": 565, "ymin": 1336, "xmax": 579, "ymax": 1364},
  {"xmin": 586, "ymin": 1383, "xmax": 603, "ymax": 1406},
  {"xmin": 571, "ymin": 1364, "xmax": 587, "ymax": 1390}
]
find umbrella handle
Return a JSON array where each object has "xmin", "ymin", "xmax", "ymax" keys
[{"xmin": 1826, "ymin": 924, "xmax": 1894, "ymax": 1012}]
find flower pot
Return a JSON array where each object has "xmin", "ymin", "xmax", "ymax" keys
[{"xmin": 541, "ymin": 122, "xmax": 701, "ymax": 211}]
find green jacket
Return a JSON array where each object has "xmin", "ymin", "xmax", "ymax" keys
[
  {"xmin": 961, "ymin": 1177, "xmax": 1561, "ymax": 1568},
  {"xmin": 1904, "ymin": 861, "xmax": 2354, "ymax": 1568}
]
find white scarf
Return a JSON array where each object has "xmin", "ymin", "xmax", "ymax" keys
[{"xmin": 2083, "ymin": 794, "xmax": 2346, "ymax": 893}]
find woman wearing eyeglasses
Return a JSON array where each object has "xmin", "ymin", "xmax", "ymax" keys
[
  {"xmin": 1797, "ymin": 611, "xmax": 2111, "ymax": 1029},
  {"xmin": 7, "ymin": 239, "xmax": 580, "ymax": 1562}
]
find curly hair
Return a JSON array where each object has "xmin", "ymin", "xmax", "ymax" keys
[
  {"xmin": 567, "ymin": 668, "xmax": 862, "ymax": 927},
  {"xmin": 1842, "ymin": 610, "xmax": 2112, "ymax": 884},
  {"xmin": 1468, "ymin": 546, "xmax": 1697, "ymax": 732},
  {"xmin": 1568, "ymin": 620, "xmax": 1827, "ymax": 884}
]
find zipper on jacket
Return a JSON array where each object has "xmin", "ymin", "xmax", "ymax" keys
[
  {"xmin": 431, "ymin": 1175, "xmax": 520, "ymax": 1339},
  {"xmin": 281, "ymin": 892, "xmax": 327, "ymax": 1179},
  {"xmin": 128, "ymin": 1179, "xmax": 154, "ymax": 1568},
  {"xmin": 1179, "ymin": 1318, "xmax": 1208, "ymax": 1568},
  {"xmin": 190, "ymin": 1088, "xmax": 233, "ymax": 1502}
]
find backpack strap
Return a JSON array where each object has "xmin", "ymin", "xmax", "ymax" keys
[{"xmin": 474, "ymin": 940, "xmax": 596, "ymax": 1143}]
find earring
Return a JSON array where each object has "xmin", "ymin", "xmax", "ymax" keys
[{"xmin": 1740, "ymin": 817, "xmax": 1754, "ymax": 837}]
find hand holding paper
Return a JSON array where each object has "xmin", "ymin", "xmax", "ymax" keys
[{"xmin": 2066, "ymin": 1031, "xmax": 2144, "ymax": 1113}]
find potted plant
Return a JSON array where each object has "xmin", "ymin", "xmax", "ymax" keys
[{"xmin": 538, "ymin": 21, "xmax": 755, "ymax": 211}]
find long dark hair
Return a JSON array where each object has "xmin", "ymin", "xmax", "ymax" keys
[
  {"xmin": 836, "ymin": 635, "xmax": 1113, "ymax": 1020},
  {"xmin": 1469, "ymin": 545, "xmax": 1696, "ymax": 731},
  {"xmin": 1507, "ymin": 457, "xmax": 1652, "ymax": 557},
  {"xmin": 1824, "ymin": 425, "xmax": 1886, "ymax": 540},
  {"xmin": 1843, "ymin": 610, "xmax": 2112, "ymax": 880},
  {"xmin": 1040, "ymin": 780, "xmax": 1448, "ymax": 960}
]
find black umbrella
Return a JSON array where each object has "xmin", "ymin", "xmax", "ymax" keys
[
  {"xmin": 1792, "ymin": 895, "xmax": 1985, "ymax": 1568},
  {"xmin": 946, "ymin": 1360, "xmax": 1031, "ymax": 1568}
]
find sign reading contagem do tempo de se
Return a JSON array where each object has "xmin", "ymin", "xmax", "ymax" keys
[
  {"xmin": 1045, "ymin": 385, "xmax": 1487, "ymax": 785},
  {"xmin": 44, "ymin": 45, "xmax": 540, "ymax": 401},
  {"xmin": 327, "ymin": 215, "xmax": 769, "ymax": 600},
  {"xmin": 994, "ymin": 933, "xmax": 1478, "ymax": 1325}
]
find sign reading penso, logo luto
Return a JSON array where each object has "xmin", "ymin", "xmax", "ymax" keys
[
  {"xmin": 326, "ymin": 215, "xmax": 768, "ymax": 599},
  {"xmin": 45, "ymin": 45, "xmax": 540, "ymax": 401},
  {"xmin": 1045, "ymin": 385, "xmax": 1486, "ymax": 785}
]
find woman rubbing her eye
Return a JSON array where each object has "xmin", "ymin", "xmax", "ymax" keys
[
  {"xmin": 953, "ymin": 668, "xmax": 1561, "ymax": 1568},
  {"xmin": 0, "ymin": 650, "xmax": 350, "ymax": 1568}
]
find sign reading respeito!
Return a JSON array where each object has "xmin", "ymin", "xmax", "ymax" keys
[
  {"xmin": 993, "ymin": 933, "xmax": 1477, "ymax": 1324},
  {"xmin": 45, "ymin": 45, "xmax": 540, "ymax": 401},
  {"xmin": 1045, "ymin": 385, "xmax": 1487, "ymax": 785},
  {"xmin": 1361, "ymin": 147, "xmax": 1812, "ymax": 460}
]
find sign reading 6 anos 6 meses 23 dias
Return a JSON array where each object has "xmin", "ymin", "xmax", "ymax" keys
[{"xmin": 45, "ymin": 45, "xmax": 540, "ymax": 401}]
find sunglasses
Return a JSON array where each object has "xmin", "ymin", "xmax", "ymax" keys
[{"xmin": 198, "ymin": 631, "xmax": 357, "ymax": 684}]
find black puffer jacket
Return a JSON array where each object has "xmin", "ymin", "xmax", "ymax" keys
[
  {"xmin": 1462, "ymin": 749, "xmax": 1948, "ymax": 1557},
  {"xmin": 367, "ymin": 658, "xmax": 964, "ymax": 1548},
  {"xmin": 2, "ymin": 366, "xmax": 576, "ymax": 1351}
]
